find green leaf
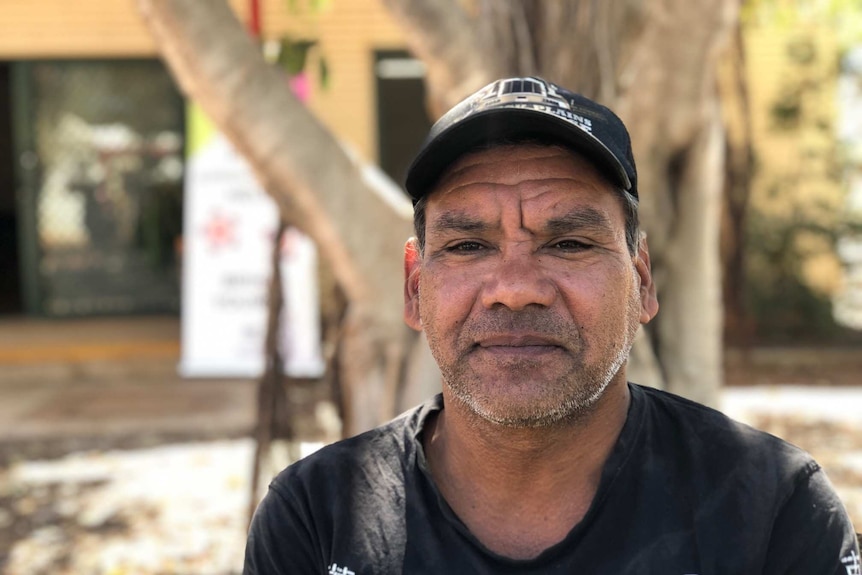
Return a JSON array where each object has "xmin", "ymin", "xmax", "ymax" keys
[
  {"xmin": 318, "ymin": 57, "xmax": 330, "ymax": 90},
  {"xmin": 276, "ymin": 35, "xmax": 317, "ymax": 75}
]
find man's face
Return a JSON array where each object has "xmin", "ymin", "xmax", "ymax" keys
[{"xmin": 404, "ymin": 144, "xmax": 658, "ymax": 427}]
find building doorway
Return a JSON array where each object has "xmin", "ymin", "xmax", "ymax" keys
[
  {"xmin": 374, "ymin": 51, "xmax": 432, "ymax": 188},
  {"xmin": 11, "ymin": 60, "xmax": 185, "ymax": 317},
  {"xmin": 0, "ymin": 62, "xmax": 22, "ymax": 315}
]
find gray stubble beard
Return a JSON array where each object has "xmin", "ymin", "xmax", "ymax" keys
[{"xmin": 435, "ymin": 296, "xmax": 642, "ymax": 429}]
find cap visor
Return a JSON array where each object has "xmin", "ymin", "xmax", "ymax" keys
[{"xmin": 405, "ymin": 107, "xmax": 631, "ymax": 201}]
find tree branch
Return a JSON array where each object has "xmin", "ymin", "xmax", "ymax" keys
[
  {"xmin": 381, "ymin": 0, "xmax": 497, "ymax": 115},
  {"xmin": 137, "ymin": 0, "xmax": 411, "ymax": 334}
]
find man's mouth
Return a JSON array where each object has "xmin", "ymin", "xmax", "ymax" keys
[
  {"xmin": 475, "ymin": 335, "xmax": 563, "ymax": 356},
  {"xmin": 478, "ymin": 335, "xmax": 559, "ymax": 347}
]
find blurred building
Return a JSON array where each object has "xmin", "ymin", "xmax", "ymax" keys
[
  {"xmin": 1, "ymin": 1, "xmax": 856, "ymax": 347},
  {"xmin": 735, "ymin": 13, "xmax": 860, "ymax": 342},
  {"xmin": 0, "ymin": 0, "xmax": 428, "ymax": 319},
  {"xmin": 835, "ymin": 45, "xmax": 862, "ymax": 330}
]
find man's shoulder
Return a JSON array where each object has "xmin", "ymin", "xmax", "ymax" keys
[
  {"xmin": 629, "ymin": 384, "xmax": 828, "ymax": 535},
  {"xmin": 245, "ymin": 400, "xmax": 439, "ymax": 574},
  {"xmin": 633, "ymin": 384, "xmax": 817, "ymax": 480},
  {"xmin": 626, "ymin": 385, "xmax": 859, "ymax": 571},
  {"xmin": 268, "ymin": 395, "xmax": 438, "ymax": 494}
]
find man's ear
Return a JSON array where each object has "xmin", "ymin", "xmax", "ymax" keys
[
  {"xmin": 404, "ymin": 238, "xmax": 423, "ymax": 331},
  {"xmin": 634, "ymin": 233, "xmax": 659, "ymax": 324}
]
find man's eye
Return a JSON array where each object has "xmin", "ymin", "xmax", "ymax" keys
[
  {"xmin": 552, "ymin": 239, "xmax": 589, "ymax": 251},
  {"xmin": 447, "ymin": 241, "xmax": 485, "ymax": 252}
]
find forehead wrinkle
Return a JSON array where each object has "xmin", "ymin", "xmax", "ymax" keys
[
  {"xmin": 429, "ymin": 210, "xmax": 496, "ymax": 235},
  {"xmin": 429, "ymin": 182, "xmax": 615, "ymax": 239},
  {"xmin": 434, "ymin": 145, "xmax": 614, "ymax": 200},
  {"xmin": 544, "ymin": 207, "xmax": 615, "ymax": 235},
  {"xmin": 441, "ymin": 175, "xmax": 608, "ymax": 203},
  {"xmin": 440, "ymin": 148, "xmax": 568, "ymax": 186}
]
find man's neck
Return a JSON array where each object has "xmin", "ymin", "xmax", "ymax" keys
[{"xmin": 422, "ymin": 379, "xmax": 631, "ymax": 559}]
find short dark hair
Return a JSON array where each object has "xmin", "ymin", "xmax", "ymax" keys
[{"xmin": 412, "ymin": 142, "xmax": 640, "ymax": 255}]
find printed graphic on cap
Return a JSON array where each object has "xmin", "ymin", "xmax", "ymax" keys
[{"xmin": 470, "ymin": 77, "xmax": 595, "ymax": 134}]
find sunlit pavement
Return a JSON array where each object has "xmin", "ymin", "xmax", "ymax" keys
[
  {"xmin": 0, "ymin": 316, "xmax": 858, "ymax": 573},
  {"xmin": 0, "ymin": 316, "xmax": 257, "ymax": 450},
  {"xmin": 0, "ymin": 385, "xmax": 860, "ymax": 575},
  {"xmin": 0, "ymin": 375, "xmax": 256, "ymax": 448}
]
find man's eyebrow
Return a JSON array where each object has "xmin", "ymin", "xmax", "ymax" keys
[
  {"xmin": 429, "ymin": 212, "xmax": 492, "ymax": 234},
  {"xmin": 545, "ymin": 208, "xmax": 614, "ymax": 234}
]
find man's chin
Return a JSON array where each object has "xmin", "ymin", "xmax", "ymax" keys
[{"xmin": 449, "ymin": 382, "xmax": 606, "ymax": 429}]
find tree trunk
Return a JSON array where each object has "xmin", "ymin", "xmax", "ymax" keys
[
  {"xmin": 139, "ymin": 0, "xmax": 740, "ymax": 438},
  {"xmin": 610, "ymin": 0, "xmax": 738, "ymax": 402},
  {"xmin": 136, "ymin": 0, "xmax": 437, "ymax": 435},
  {"xmin": 385, "ymin": 0, "xmax": 740, "ymax": 405},
  {"xmin": 720, "ymin": 25, "xmax": 755, "ymax": 348}
]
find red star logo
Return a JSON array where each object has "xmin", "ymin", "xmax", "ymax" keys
[{"xmin": 202, "ymin": 212, "xmax": 237, "ymax": 251}]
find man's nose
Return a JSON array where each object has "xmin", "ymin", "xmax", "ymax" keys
[{"xmin": 480, "ymin": 253, "xmax": 556, "ymax": 311}]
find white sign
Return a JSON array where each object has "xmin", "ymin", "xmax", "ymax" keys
[{"xmin": 180, "ymin": 130, "xmax": 324, "ymax": 378}]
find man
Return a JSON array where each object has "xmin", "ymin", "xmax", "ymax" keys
[{"xmin": 245, "ymin": 77, "xmax": 860, "ymax": 573}]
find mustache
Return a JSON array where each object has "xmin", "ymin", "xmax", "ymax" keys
[{"xmin": 460, "ymin": 309, "xmax": 580, "ymax": 345}]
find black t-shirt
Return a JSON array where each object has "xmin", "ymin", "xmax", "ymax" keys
[{"xmin": 244, "ymin": 384, "xmax": 861, "ymax": 574}]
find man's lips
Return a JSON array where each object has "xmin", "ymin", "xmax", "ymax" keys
[
  {"xmin": 478, "ymin": 335, "xmax": 560, "ymax": 347},
  {"xmin": 474, "ymin": 335, "xmax": 564, "ymax": 356}
]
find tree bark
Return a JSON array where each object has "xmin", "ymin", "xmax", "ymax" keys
[
  {"xmin": 380, "ymin": 0, "xmax": 499, "ymax": 117},
  {"xmin": 385, "ymin": 0, "xmax": 740, "ymax": 404},
  {"xmin": 720, "ymin": 24, "xmax": 755, "ymax": 348},
  {"xmin": 137, "ymin": 0, "xmax": 433, "ymax": 435},
  {"xmin": 139, "ymin": 0, "xmax": 740, "ymax": 435},
  {"xmin": 611, "ymin": 0, "xmax": 737, "ymax": 402}
]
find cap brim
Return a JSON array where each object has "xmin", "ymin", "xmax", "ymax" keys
[{"xmin": 405, "ymin": 107, "xmax": 632, "ymax": 202}]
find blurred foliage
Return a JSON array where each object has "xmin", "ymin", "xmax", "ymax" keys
[
  {"xmin": 273, "ymin": 0, "xmax": 330, "ymax": 87},
  {"xmin": 276, "ymin": 37, "xmax": 315, "ymax": 74},
  {"xmin": 746, "ymin": 193, "xmax": 862, "ymax": 341},
  {"xmin": 286, "ymin": 0, "xmax": 331, "ymax": 12},
  {"xmin": 739, "ymin": 0, "xmax": 862, "ymax": 341},
  {"xmin": 742, "ymin": 0, "xmax": 862, "ymax": 48}
]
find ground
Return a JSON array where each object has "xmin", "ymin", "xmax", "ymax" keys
[{"xmin": 0, "ymin": 347, "xmax": 860, "ymax": 574}]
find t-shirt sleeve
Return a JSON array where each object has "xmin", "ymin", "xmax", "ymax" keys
[
  {"xmin": 762, "ymin": 463, "xmax": 860, "ymax": 575},
  {"xmin": 243, "ymin": 482, "xmax": 321, "ymax": 575}
]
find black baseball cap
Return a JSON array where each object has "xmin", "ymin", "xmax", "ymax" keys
[{"xmin": 404, "ymin": 77, "xmax": 638, "ymax": 203}]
